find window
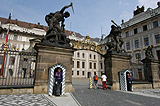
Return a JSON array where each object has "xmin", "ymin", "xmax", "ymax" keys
[
  {"xmin": 135, "ymin": 40, "xmax": 139, "ymax": 48},
  {"xmin": 77, "ymin": 61, "xmax": 80, "ymax": 68},
  {"xmin": 135, "ymin": 53, "xmax": 141, "ymax": 60},
  {"xmin": 144, "ymin": 37, "xmax": 149, "ymax": 46},
  {"xmin": 100, "ymin": 63, "xmax": 103, "ymax": 69},
  {"xmin": 82, "ymin": 62, "xmax": 85, "ymax": 68},
  {"xmin": 135, "ymin": 53, "xmax": 141, "ymax": 64},
  {"xmin": 94, "ymin": 72, "xmax": 96, "ymax": 75},
  {"xmin": 143, "ymin": 25, "xmax": 147, "ymax": 31},
  {"xmin": 0, "ymin": 56, "xmax": 3, "ymax": 64},
  {"xmin": 89, "ymin": 62, "xmax": 92, "ymax": 69},
  {"xmin": 94, "ymin": 55, "xmax": 96, "ymax": 59},
  {"xmin": 90, "ymin": 54, "xmax": 92, "ymax": 59},
  {"xmin": 72, "ymin": 71, "xmax": 74, "ymax": 75},
  {"xmin": 82, "ymin": 71, "xmax": 85, "ymax": 75},
  {"xmin": 0, "ymin": 32, "xmax": 2, "ymax": 38},
  {"xmin": 72, "ymin": 61, "xmax": 74, "ymax": 68},
  {"xmin": 82, "ymin": 53, "xmax": 85, "ymax": 58},
  {"xmin": 155, "ymin": 34, "xmax": 160, "ymax": 44},
  {"xmin": 77, "ymin": 71, "xmax": 79, "ymax": 75},
  {"xmin": 134, "ymin": 28, "xmax": 138, "ymax": 34},
  {"xmin": 153, "ymin": 21, "xmax": 158, "ymax": 28},
  {"xmin": 24, "ymin": 58, "xmax": 28, "ymax": 61},
  {"xmin": 4, "ymin": 34, "xmax": 7, "ymax": 38},
  {"xmin": 77, "ymin": 52, "xmax": 80, "ymax": 57},
  {"xmin": 9, "ymin": 69, "xmax": 13, "ymax": 76},
  {"xmin": 126, "ymin": 42, "xmax": 130, "ymax": 50},
  {"xmin": 94, "ymin": 63, "xmax": 96, "ymax": 69},
  {"xmin": 126, "ymin": 31, "xmax": 129, "ymax": 37},
  {"xmin": 13, "ymin": 35, "xmax": 18, "ymax": 40},
  {"xmin": 10, "ymin": 56, "xmax": 15, "ymax": 65}
]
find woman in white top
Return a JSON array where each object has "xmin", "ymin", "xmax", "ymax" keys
[{"xmin": 101, "ymin": 73, "xmax": 107, "ymax": 90}]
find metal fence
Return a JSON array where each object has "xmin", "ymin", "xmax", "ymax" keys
[{"xmin": 0, "ymin": 49, "xmax": 37, "ymax": 88}]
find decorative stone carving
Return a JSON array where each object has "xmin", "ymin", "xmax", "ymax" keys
[{"xmin": 133, "ymin": 6, "xmax": 144, "ymax": 16}]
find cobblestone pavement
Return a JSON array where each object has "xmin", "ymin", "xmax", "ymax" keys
[
  {"xmin": 72, "ymin": 78, "xmax": 160, "ymax": 106},
  {"xmin": 0, "ymin": 94, "xmax": 56, "ymax": 106},
  {"xmin": 133, "ymin": 89, "xmax": 160, "ymax": 96}
]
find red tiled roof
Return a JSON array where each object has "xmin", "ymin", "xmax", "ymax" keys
[
  {"xmin": 0, "ymin": 17, "xmax": 48, "ymax": 32},
  {"xmin": 0, "ymin": 17, "xmax": 99, "ymax": 41}
]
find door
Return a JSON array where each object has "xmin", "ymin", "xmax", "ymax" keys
[{"xmin": 87, "ymin": 72, "xmax": 91, "ymax": 78}]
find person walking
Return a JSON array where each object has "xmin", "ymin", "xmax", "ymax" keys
[
  {"xmin": 93, "ymin": 74, "xmax": 99, "ymax": 89},
  {"xmin": 101, "ymin": 73, "xmax": 107, "ymax": 90}
]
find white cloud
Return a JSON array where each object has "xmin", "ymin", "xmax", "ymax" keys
[{"xmin": 137, "ymin": 0, "xmax": 159, "ymax": 9}]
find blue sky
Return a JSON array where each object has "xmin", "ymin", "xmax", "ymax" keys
[{"xmin": 0, "ymin": 0, "xmax": 159, "ymax": 38}]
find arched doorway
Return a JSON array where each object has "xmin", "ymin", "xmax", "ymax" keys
[{"xmin": 48, "ymin": 63, "xmax": 66, "ymax": 96}]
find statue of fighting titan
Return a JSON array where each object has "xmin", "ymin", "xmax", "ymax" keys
[{"xmin": 41, "ymin": 3, "xmax": 73, "ymax": 47}]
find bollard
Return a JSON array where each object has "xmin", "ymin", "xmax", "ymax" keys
[{"xmin": 89, "ymin": 77, "xmax": 93, "ymax": 89}]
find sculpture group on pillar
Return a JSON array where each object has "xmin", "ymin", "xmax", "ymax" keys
[
  {"xmin": 106, "ymin": 21, "xmax": 124, "ymax": 53},
  {"xmin": 41, "ymin": 3, "xmax": 73, "ymax": 48},
  {"xmin": 145, "ymin": 45, "xmax": 154, "ymax": 59}
]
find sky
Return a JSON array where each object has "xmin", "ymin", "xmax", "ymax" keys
[{"xmin": 0, "ymin": 0, "xmax": 159, "ymax": 39}]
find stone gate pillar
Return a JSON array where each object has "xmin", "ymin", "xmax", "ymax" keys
[
  {"xmin": 142, "ymin": 58, "xmax": 160, "ymax": 88},
  {"xmin": 104, "ymin": 52, "xmax": 131, "ymax": 90},
  {"xmin": 33, "ymin": 44, "xmax": 75, "ymax": 94}
]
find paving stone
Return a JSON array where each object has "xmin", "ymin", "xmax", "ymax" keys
[
  {"xmin": 72, "ymin": 78, "xmax": 160, "ymax": 106},
  {"xmin": 0, "ymin": 94, "xmax": 56, "ymax": 106}
]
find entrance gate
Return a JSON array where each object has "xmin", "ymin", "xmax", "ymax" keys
[{"xmin": 48, "ymin": 63, "xmax": 66, "ymax": 96}]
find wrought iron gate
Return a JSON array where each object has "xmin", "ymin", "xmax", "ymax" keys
[{"xmin": 0, "ymin": 49, "xmax": 37, "ymax": 88}]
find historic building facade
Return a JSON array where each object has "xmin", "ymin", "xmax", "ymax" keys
[
  {"xmin": 68, "ymin": 34, "xmax": 105, "ymax": 78},
  {"xmin": 121, "ymin": 2, "xmax": 160, "ymax": 80},
  {"xmin": 0, "ymin": 17, "xmax": 105, "ymax": 78}
]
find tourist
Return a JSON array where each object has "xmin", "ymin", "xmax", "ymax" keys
[
  {"xmin": 101, "ymin": 73, "xmax": 107, "ymax": 90},
  {"xmin": 93, "ymin": 74, "xmax": 99, "ymax": 89}
]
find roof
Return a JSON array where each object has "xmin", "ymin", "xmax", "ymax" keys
[
  {"xmin": 0, "ymin": 17, "xmax": 48, "ymax": 32},
  {"xmin": 0, "ymin": 17, "xmax": 100, "ymax": 42}
]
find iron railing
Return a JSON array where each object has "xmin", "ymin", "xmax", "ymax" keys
[{"xmin": 0, "ymin": 49, "xmax": 37, "ymax": 88}]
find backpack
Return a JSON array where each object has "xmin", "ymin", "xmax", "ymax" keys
[{"xmin": 94, "ymin": 75, "xmax": 98, "ymax": 81}]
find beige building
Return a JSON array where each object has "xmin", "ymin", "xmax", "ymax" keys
[
  {"xmin": 68, "ymin": 34, "xmax": 105, "ymax": 78},
  {"xmin": 121, "ymin": 2, "xmax": 160, "ymax": 80}
]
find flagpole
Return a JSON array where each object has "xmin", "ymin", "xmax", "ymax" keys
[{"xmin": 0, "ymin": 12, "xmax": 12, "ymax": 77}]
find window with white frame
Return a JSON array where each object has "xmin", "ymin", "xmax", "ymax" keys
[
  {"xmin": 0, "ymin": 32, "xmax": 2, "ymax": 38},
  {"xmin": 0, "ymin": 56, "xmax": 3, "ymax": 64},
  {"xmin": 153, "ymin": 21, "xmax": 158, "ymax": 28},
  {"xmin": 77, "ymin": 52, "xmax": 80, "ymax": 57},
  {"xmin": 9, "ymin": 56, "xmax": 15, "ymax": 65},
  {"xmin": 144, "ymin": 37, "xmax": 149, "ymax": 46},
  {"xmin": 143, "ymin": 25, "xmax": 148, "ymax": 31},
  {"xmin": 126, "ymin": 31, "xmax": 129, "ymax": 37},
  {"xmin": 135, "ymin": 53, "xmax": 141, "ymax": 64},
  {"xmin": 155, "ymin": 34, "xmax": 160, "ymax": 44},
  {"xmin": 135, "ymin": 40, "xmax": 139, "ymax": 48},
  {"xmin": 13, "ymin": 35, "xmax": 18, "ymax": 40},
  {"xmin": 134, "ymin": 28, "xmax": 138, "ymax": 34},
  {"xmin": 82, "ymin": 62, "xmax": 85, "ymax": 68},
  {"xmin": 126, "ymin": 42, "xmax": 130, "ymax": 50}
]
